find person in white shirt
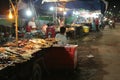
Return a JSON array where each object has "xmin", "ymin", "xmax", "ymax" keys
[
  {"xmin": 28, "ymin": 17, "xmax": 37, "ymax": 34},
  {"xmin": 55, "ymin": 27, "xmax": 68, "ymax": 45}
]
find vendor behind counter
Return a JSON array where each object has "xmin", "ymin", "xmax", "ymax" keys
[
  {"xmin": 28, "ymin": 17, "xmax": 37, "ymax": 34},
  {"xmin": 45, "ymin": 23, "xmax": 55, "ymax": 38},
  {"xmin": 25, "ymin": 17, "xmax": 40, "ymax": 39}
]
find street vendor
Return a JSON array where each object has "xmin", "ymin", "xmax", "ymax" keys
[
  {"xmin": 55, "ymin": 26, "xmax": 68, "ymax": 45},
  {"xmin": 28, "ymin": 17, "xmax": 37, "ymax": 34}
]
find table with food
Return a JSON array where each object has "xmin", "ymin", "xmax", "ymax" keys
[{"xmin": 0, "ymin": 38, "xmax": 78, "ymax": 79}]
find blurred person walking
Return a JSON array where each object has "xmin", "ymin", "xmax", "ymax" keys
[
  {"xmin": 91, "ymin": 19, "xmax": 96, "ymax": 32},
  {"xmin": 95, "ymin": 18, "xmax": 100, "ymax": 32}
]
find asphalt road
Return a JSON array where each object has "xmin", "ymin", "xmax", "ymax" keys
[{"xmin": 93, "ymin": 23, "xmax": 120, "ymax": 80}]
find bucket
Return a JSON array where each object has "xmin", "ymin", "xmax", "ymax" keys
[{"xmin": 83, "ymin": 26, "xmax": 89, "ymax": 33}]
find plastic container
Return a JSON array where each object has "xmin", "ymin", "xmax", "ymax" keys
[{"xmin": 83, "ymin": 26, "xmax": 89, "ymax": 33}]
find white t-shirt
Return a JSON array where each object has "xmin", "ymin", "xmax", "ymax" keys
[
  {"xmin": 28, "ymin": 21, "xmax": 37, "ymax": 33},
  {"xmin": 28, "ymin": 21, "xmax": 36, "ymax": 28},
  {"xmin": 55, "ymin": 33, "xmax": 68, "ymax": 45}
]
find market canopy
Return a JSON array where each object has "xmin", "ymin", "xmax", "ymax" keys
[
  {"xmin": 66, "ymin": 0, "xmax": 101, "ymax": 10},
  {"xmin": 42, "ymin": 0, "xmax": 74, "ymax": 3},
  {"xmin": 38, "ymin": 16, "xmax": 53, "ymax": 21},
  {"xmin": 40, "ymin": 0, "xmax": 107, "ymax": 13},
  {"xmin": 19, "ymin": 0, "xmax": 107, "ymax": 16}
]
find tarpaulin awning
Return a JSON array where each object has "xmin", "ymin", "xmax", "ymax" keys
[{"xmin": 39, "ymin": 16, "xmax": 53, "ymax": 21}]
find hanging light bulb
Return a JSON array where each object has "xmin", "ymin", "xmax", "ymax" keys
[
  {"xmin": 8, "ymin": 9, "xmax": 13, "ymax": 19},
  {"xmin": 26, "ymin": 8, "xmax": 32, "ymax": 17}
]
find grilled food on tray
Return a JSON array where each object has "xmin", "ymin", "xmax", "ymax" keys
[
  {"xmin": 0, "ymin": 47, "xmax": 5, "ymax": 53},
  {"xmin": 3, "ymin": 42, "xmax": 17, "ymax": 47}
]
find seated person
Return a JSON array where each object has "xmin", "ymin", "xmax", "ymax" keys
[{"xmin": 55, "ymin": 26, "xmax": 68, "ymax": 45}]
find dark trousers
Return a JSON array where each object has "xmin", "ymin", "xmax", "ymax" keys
[{"xmin": 96, "ymin": 25, "xmax": 100, "ymax": 32}]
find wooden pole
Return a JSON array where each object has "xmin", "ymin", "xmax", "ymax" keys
[
  {"xmin": 9, "ymin": 0, "xmax": 18, "ymax": 46},
  {"xmin": 15, "ymin": 2, "xmax": 18, "ymax": 46}
]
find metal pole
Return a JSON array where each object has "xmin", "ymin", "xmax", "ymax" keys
[{"xmin": 55, "ymin": 1, "xmax": 57, "ymax": 24}]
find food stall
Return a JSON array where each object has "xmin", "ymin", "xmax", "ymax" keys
[
  {"xmin": 0, "ymin": 38, "xmax": 53, "ymax": 80},
  {"xmin": 0, "ymin": 38, "xmax": 78, "ymax": 80},
  {"xmin": 66, "ymin": 24, "xmax": 85, "ymax": 39}
]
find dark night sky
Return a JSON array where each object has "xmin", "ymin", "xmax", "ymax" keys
[
  {"xmin": 0, "ymin": 0, "xmax": 120, "ymax": 15},
  {"xmin": 0, "ymin": 0, "xmax": 9, "ymax": 15},
  {"xmin": 106, "ymin": 0, "xmax": 119, "ymax": 7}
]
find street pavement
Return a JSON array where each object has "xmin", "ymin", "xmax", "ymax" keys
[{"xmin": 42, "ymin": 23, "xmax": 120, "ymax": 80}]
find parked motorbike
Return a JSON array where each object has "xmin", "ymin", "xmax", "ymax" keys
[{"xmin": 109, "ymin": 20, "xmax": 114, "ymax": 29}]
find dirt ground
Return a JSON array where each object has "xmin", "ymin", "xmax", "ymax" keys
[{"xmin": 43, "ymin": 23, "xmax": 120, "ymax": 80}]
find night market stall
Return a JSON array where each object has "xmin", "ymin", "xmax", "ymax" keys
[
  {"xmin": 0, "ymin": 38, "xmax": 78, "ymax": 80},
  {"xmin": 0, "ymin": 0, "xmax": 108, "ymax": 80}
]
